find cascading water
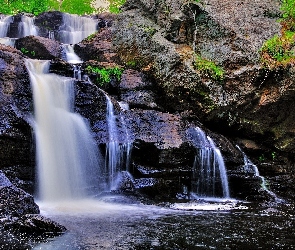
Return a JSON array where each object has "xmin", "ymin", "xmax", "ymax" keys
[
  {"xmin": 63, "ymin": 44, "xmax": 82, "ymax": 64},
  {"xmin": 18, "ymin": 15, "xmax": 38, "ymax": 37},
  {"xmin": 236, "ymin": 145, "xmax": 280, "ymax": 201},
  {"xmin": 0, "ymin": 15, "xmax": 12, "ymax": 37},
  {"xmin": 25, "ymin": 59, "xmax": 101, "ymax": 201},
  {"xmin": 0, "ymin": 15, "xmax": 15, "ymax": 46},
  {"xmin": 189, "ymin": 127, "xmax": 230, "ymax": 198},
  {"xmin": 104, "ymin": 94, "xmax": 133, "ymax": 190},
  {"xmin": 59, "ymin": 13, "xmax": 97, "ymax": 44}
]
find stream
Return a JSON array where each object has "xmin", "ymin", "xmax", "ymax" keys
[{"xmin": 33, "ymin": 196, "xmax": 295, "ymax": 249}]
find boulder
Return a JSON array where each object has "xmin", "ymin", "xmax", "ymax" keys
[{"xmin": 15, "ymin": 35, "xmax": 61, "ymax": 60}]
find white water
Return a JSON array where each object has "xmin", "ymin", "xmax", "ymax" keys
[
  {"xmin": 236, "ymin": 145, "xmax": 281, "ymax": 201},
  {"xmin": 0, "ymin": 15, "xmax": 12, "ymax": 37},
  {"xmin": 104, "ymin": 94, "xmax": 133, "ymax": 190},
  {"xmin": 59, "ymin": 13, "xmax": 97, "ymax": 44},
  {"xmin": 0, "ymin": 37, "xmax": 16, "ymax": 46},
  {"xmin": 191, "ymin": 127, "xmax": 230, "ymax": 198},
  {"xmin": 63, "ymin": 44, "xmax": 82, "ymax": 64},
  {"xmin": 19, "ymin": 15, "xmax": 38, "ymax": 37},
  {"xmin": 26, "ymin": 59, "xmax": 101, "ymax": 202}
]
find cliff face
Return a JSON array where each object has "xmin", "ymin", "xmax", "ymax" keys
[
  {"xmin": 110, "ymin": 0, "xmax": 294, "ymax": 199},
  {"xmin": 0, "ymin": 1, "xmax": 294, "ymax": 203}
]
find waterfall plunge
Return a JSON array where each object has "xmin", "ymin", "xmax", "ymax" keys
[
  {"xmin": 26, "ymin": 59, "xmax": 101, "ymax": 202},
  {"xmin": 190, "ymin": 127, "xmax": 230, "ymax": 198}
]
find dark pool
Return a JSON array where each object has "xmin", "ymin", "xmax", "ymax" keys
[{"xmin": 33, "ymin": 197, "xmax": 295, "ymax": 250}]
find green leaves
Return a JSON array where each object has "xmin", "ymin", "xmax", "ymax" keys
[
  {"xmin": 281, "ymin": 0, "xmax": 295, "ymax": 20},
  {"xmin": 86, "ymin": 65, "xmax": 123, "ymax": 86}
]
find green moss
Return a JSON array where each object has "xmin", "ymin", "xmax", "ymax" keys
[
  {"xmin": 86, "ymin": 65, "xmax": 123, "ymax": 87},
  {"xmin": 194, "ymin": 55, "xmax": 225, "ymax": 81}
]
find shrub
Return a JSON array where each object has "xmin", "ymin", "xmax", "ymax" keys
[{"xmin": 86, "ymin": 65, "xmax": 123, "ymax": 86}]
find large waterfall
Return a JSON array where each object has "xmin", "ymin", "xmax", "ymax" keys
[
  {"xmin": 189, "ymin": 127, "xmax": 230, "ymax": 198},
  {"xmin": 26, "ymin": 59, "xmax": 101, "ymax": 201}
]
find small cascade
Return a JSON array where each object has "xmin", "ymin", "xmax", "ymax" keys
[
  {"xmin": 48, "ymin": 30, "xmax": 55, "ymax": 40},
  {"xmin": 104, "ymin": 94, "xmax": 133, "ymax": 190},
  {"xmin": 236, "ymin": 145, "xmax": 280, "ymax": 201},
  {"xmin": 59, "ymin": 13, "xmax": 97, "ymax": 44},
  {"xmin": 18, "ymin": 15, "xmax": 38, "ymax": 37},
  {"xmin": 0, "ymin": 15, "xmax": 12, "ymax": 37},
  {"xmin": 0, "ymin": 37, "xmax": 16, "ymax": 47},
  {"xmin": 73, "ymin": 65, "xmax": 82, "ymax": 80},
  {"xmin": 63, "ymin": 44, "xmax": 82, "ymax": 64},
  {"xmin": 189, "ymin": 127, "xmax": 230, "ymax": 198},
  {"xmin": 26, "ymin": 59, "xmax": 101, "ymax": 202}
]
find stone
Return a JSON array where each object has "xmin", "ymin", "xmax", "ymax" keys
[{"xmin": 15, "ymin": 35, "xmax": 61, "ymax": 60}]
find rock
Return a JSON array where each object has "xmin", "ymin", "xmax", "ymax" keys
[
  {"xmin": 15, "ymin": 35, "xmax": 61, "ymax": 60},
  {"xmin": 0, "ymin": 171, "xmax": 39, "ymax": 217},
  {"xmin": 34, "ymin": 11, "xmax": 64, "ymax": 40},
  {"xmin": 74, "ymin": 27, "xmax": 118, "ymax": 63},
  {"xmin": 0, "ymin": 45, "xmax": 34, "ymax": 193}
]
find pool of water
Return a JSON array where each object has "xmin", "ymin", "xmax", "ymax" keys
[{"xmin": 33, "ymin": 196, "xmax": 295, "ymax": 249}]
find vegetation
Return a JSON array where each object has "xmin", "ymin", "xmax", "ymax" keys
[
  {"xmin": 86, "ymin": 65, "xmax": 123, "ymax": 86},
  {"xmin": 0, "ymin": 0, "xmax": 126, "ymax": 15},
  {"xmin": 109, "ymin": 0, "xmax": 125, "ymax": 14},
  {"xmin": 20, "ymin": 47, "xmax": 35, "ymax": 57},
  {"xmin": 194, "ymin": 55, "xmax": 225, "ymax": 81},
  {"xmin": 259, "ymin": 0, "xmax": 295, "ymax": 69}
]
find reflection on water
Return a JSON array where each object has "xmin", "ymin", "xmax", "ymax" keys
[{"xmin": 33, "ymin": 196, "xmax": 295, "ymax": 249}]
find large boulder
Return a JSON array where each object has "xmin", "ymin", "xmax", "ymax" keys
[{"xmin": 15, "ymin": 35, "xmax": 61, "ymax": 60}]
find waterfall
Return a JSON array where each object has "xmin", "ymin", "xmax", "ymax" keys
[
  {"xmin": 104, "ymin": 94, "xmax": 132, "ymax": 190},
  {"xmin": 190, "ymin": 127, "xmax": 230, "ymax": 198},
  {"xmin": 59, "ymin": 13, "xmax": 97, "ymax": 44},
  {"xmin": 63, "ymin": 44, "xmax": 82, "ymax": 64},
  {"xmin": 236, "ymin": 145, "xmax": 280, "ymax": 201},
  {"xmin": 25, "ymin": 59, "xmax": 101, "ymax": 202},
  {"xmin": 18, "ymin": 15, "xmax": 38, "ymax": 37},
  {"xmin": 0, "ymin": 15, "xmax": 12, "ymax": 38}
]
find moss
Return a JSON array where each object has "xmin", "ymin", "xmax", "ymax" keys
[{"xmin": 194, "ymin": 55, "xmax": 225, "ymax": 81}]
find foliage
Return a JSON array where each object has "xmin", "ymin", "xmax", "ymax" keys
[
  {"xmin": 281, "ymin": 0, "xmax": 295, "ymax": 21},
  {"xmin": 109, "ymin": 0, "xmax": 126, "ymax": 14},
  {"xmin": 0, "ymin": 0, "xmax": 56, "ymax": 15},
  {"xmin": 260, "ymin": 31, "xmax": 295, "ymax": 68},
  {"xmin": 194, "ymin": 55, "xmax": 224, "ymax": 81},
  {"xmin": 86, "ymin": 65, "xmax": 123, "ymax": 86},
  {"xmin": 60, "ymin": 0, "xmax": 94, "ymax": 15},
  {"xmin": 259, "ymin": 0, "xmax": 295, "ymax": 68},
  {"xmin": 20, "ymin": 47, "xmax": 35, "ymax": 56}
]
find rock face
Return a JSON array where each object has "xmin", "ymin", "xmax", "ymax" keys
[{"xmin": 0, "ymin": 44, "xmax": 35, "ymax": 193}]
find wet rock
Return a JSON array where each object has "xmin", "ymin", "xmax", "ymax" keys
[
  {"xmin": 34, "ymin": 11, "xmax": 64, "ymax": 40},
  {"xmin": 74, "ymin": 27, "xmax": 118, "ymax": 63},
  {"xmin": 0, "ymin": 171, "xmax": 39, "ymax": 217},
  {"xmin": 0, "ymin": 45, "xmax": 34, "ymax": 191},
  {"xmin": 15, "ymin": 35, "xmax": 61, "ymax": 60}
]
